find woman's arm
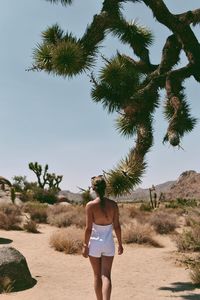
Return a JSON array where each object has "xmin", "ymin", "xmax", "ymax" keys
[
  {"xmin": 82, "ymin": 202, "xmax": 93, "ymax": 258},
  {"xmin": 113, "ymin": 203, "xmax": 123, "ymax": 255}
]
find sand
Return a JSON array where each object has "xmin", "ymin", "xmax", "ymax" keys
[{"xmin": 0, "ymin": 225, "xmax": 200, "ymax": 300}]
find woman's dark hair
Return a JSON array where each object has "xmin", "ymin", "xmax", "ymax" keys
[{"xmin": 91, "ymin": 175, "xmax": 106, "ymax": 209}]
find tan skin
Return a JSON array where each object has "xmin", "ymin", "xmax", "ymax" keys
[{"xmin": 82, "ymin": 197, "xmax": 123, "ymax": 300}]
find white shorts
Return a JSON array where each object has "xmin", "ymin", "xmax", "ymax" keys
[{"xmin": 89, "ymin": 223, "xmax": 115, "ymax": 258}]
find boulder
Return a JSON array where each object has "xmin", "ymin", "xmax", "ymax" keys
[{"xmin": 0, "ymin": 247, "xmax": 35, "ymax": 292}]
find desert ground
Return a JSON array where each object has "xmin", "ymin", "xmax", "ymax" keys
[{"xmin": 0, "ymin": 224, "xmax": 200, "ymax": 300}]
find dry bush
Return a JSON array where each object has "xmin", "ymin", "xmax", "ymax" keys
[
  {"xmin": 47, "ymin": 205, "xmax": 85, "ymax": 228},
  {"xmin": 139, "ymin": 202, "xmax": 152, "ymax": 212},
  {"xmin": 149, "ymin": 211, "xmax": 177, "ymax": 234},
  {"xmin": 0, "ymin": 204, "xmax": 22, "ymax": 230},
  {"xmin": 190, "ymin": 262, "xmax": 200, "ymax": 285},
  {"xmin": 119, "ymin": 205, "xmax": 132, "ymax": 224},
  {"xmin": 122, "ymin": 220, "xmax": 162, "ymax": 247},
  {"xmin": 183, "ymin": 256, "xmax": 200, "ymax": 285},
  {"xmin": 23, "ymin": 202, "xmax": 48, "ymax": 223},
  {"xmin": 23, "ymin": 219, "xmax": 40, "ymax": 233},
  {"xmin": 176, "ymin": 225, "xmax": 200, "ymax": 252},
  {"xmin": 185, "ymin": 208, "xmax": 200, "ymax": 227},
  {"xmin": 190, "ymin": 264, "xmax": 200, "ymax": 285},
  {"xmin": 50, "ymin": 226, "xmax": 83, "ymax": 254},
  {"xmin": 119, "ymin": 204, "xmax": 151, "ymax": 226}
]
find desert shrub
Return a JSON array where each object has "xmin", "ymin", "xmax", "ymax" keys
[
  {"xmin": 118, "ymin": 205, "xmax": 132, "ymax": 224},
  {"xmin": 0, "ymin": 276, "xmax": 14, "ymax": 293},
  {"xmin": 122, "ymin": 220, "xmax": 162, "ymax": 247},
  {"xmin": 50, "ymin": 226, "xmax": 83, "ymax": 254},
  {"xmin": 47, "ymin": 205, "xmax": 85, "ymax": 228},
  {"xmin": 33, "ymin": 188, "xmax": 57, "ymax": 204},
  {"xmin": 185, "ymin": 208, "xmax": 200, "ymax": 227},
  {"xmin": 176, "ymin": 225, "xmax": 200, "ymax": 252},
  {"xmin": 23, "ymin": 202, "xmax": 48, "ymax": 223},
  {"xmin": 139, "ymin": 202, "xmax": 152, "ymax": 212},
  {"xmin": 183, "ymin": 257, "xmax": 200, "ymax": 285},
  {"xmin": 190, "ymin": 263, "xmax": 200, "ymax": 285},
  {"xmin": 166, "ymin": 198, "xmax": 198, "ymax": 209},
  {"xmin": 0, "ymin": 204, "xmax": 22, "ymax": 230},
  {"xmin": 149, "ymin": 211, "xmax": 177, "ymax": 234},
  {"xmin": 118, "ymin": 204, "xmax": 151, "ymax": 225},
  {"xmin": 128, "ymin": 205, "xmax": 139, "ymax": 218},
  {"xmin": 23, "ymin": 219, "xmax": 39, "ymax": 233}
]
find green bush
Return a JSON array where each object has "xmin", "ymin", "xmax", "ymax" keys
[
  {"xmin": 33, "ymin": 188, "xmax": 57, "ymax": 204},
  {"xmin": 166, "ymin": 198, "xmax": 198, "ymax": 209}
]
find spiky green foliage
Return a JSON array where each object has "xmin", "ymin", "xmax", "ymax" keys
[
  {"xmin": 163, "ymin": 81, "xmax": 197, "ymax": 146},
  {"xmin": 111, "ymin": 19, "xmax": 153, "ymax": 59},
  {"xmin": 33, "ymin": 28, "xmax": 95, "ymax": 77},
  {"xmin": 33, "ymin": 0, "xmax": 200, "ymax": 196},
  {"xmin": 106, "ymin": 154, "xmax": 146, "ymax": 196},
  {"xmin": 91, "ymin": 54, "xmax": 141, "ymax": 112}
]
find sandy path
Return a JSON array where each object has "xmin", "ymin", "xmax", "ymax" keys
[{"xmin": 0, "ymin": 225, "xmax": 200, "ymax": 300}]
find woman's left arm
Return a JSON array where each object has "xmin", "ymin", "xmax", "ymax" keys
[{"xmin": 82, "ymin": 203, "xmax": 93, "ymax": 258}]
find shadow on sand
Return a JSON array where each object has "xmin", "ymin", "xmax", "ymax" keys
[
  {"xmin": 159, "ymin": 282, "xmax": 200, "ymax": 299},
  {"xmin": 0, "ymin": 237, "xmax": 13, "ymax": 244},
  {"xmin": 180, "ymin": 295, "xmax": 200, "ymax": 300}
]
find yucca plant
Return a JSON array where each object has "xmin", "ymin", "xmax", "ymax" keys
[{"xmin": 32, "ymin": 0, "xmax": 200, "ymax": 196}]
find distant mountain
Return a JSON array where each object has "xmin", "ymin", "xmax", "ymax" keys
[
  {"xmin": 59, "ymin": 180, "xmax": 176, "ymax": 203},
  {"xmin": 115, "ymin": 180, "xmax": 175, "ymax": 202},
  {"xmin": 58, "ymin": 190, "xmax": 82, "ymax": 203},
  {"xmin": 59, "ymin": 170, "xmax": 200, "ymax": 203},
  {"xmin": 164, "ymin": 170, "xmax": 200, "ymax": 200}
]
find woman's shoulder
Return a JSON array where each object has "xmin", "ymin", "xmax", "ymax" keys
[
  {"xmin": 105, "ymin": 198, "xmax": 118, "ymax": 207},
  {"xmin": 86, "ymin": 198, "xmax": 99, "ymax": 207}
]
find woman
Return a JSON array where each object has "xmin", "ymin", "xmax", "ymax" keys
[{"xmin": 82, "ymin": 175, "xmax": 123, "ymax": 300}]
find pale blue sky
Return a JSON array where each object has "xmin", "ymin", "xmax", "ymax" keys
[{"xmin": 0, "ymin": 1, "xmax": 199, "ymax": 192}]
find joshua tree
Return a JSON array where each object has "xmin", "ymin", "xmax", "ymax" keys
[
  {"xmin": 31, "ymin": 0, "xmax": 200, "ymax": 196},
  {"xmin": 29, "ymin": 162, "xmax": 63, "ymax": 191}
]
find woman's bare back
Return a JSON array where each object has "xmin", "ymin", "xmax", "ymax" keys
[{"xmin": 88, "ymin": 197, "xmax": 117, "ymax": 225}]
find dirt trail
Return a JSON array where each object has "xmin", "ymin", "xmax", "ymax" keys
[{"xmin": 0, "ymin": 225, "xmax": 200, "ymax": 300}]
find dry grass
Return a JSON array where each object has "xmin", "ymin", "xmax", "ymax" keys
[
  {"xmin": 190, "ymin": 263, "xmax": 200, "ymax": 285},
  {"xmin": 0, "ymin": 204, "xmax": 22, "ymax": 230},
  {"xmin": 119, "ymin": 204, "xmax": 151, "ymax": 225},
  {"xmin": 23, "ymin": 202, "xmax": 48, "ymax": 223},
  {"xmin": 175, "ymin": 224, "xmax": 200, "ymax": 252},
  {"xmin": 122, "ymin": 220, "xmax": 162, "ymax": 247},
  {"xmin": 50, "ymin": 226, "xmax": 83, "ymax": 254},
  {"xmin": 47, "ymin": 205, "xmax": 85, "ymax": 228},
  {"xmin": 23, "ymin": 219, "xmax": 40, "ymax": 233},
  {"xmin": 185, "ymin": 208, "xmax": 200, "ymax": 227},
  {"xmin": 149, "ymin": 211, "xmax": 178, "ymax": 234}
]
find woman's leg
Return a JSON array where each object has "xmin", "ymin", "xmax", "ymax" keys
[
  {"xmin": 89, "ymin": 256, "xmax": 103, "ymax": 300},
  {"xmin": 101, "ymin": 256, "xmax": 114, "ymax": 300}
]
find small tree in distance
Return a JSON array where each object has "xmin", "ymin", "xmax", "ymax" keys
[
  {"xmin": 31, "ymin": 0, "xmax": 200, "ymax": 196},
  {"xmin": 29, "ymin": 162, "xmax": 63, "ymax": 191}
]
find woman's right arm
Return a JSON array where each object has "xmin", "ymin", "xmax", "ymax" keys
[
  {"xmin": 113, "ymin": 203, "xmax": 123, "ymax": 255},
  {"xmin": 82, "ymin": 202, "xmax": 93, "ymax": 258}
]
